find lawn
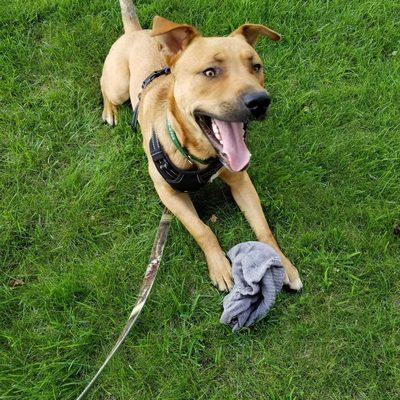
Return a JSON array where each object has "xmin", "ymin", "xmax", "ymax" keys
[{"xmin": 1, "ymin": 0, "xmax": 399, "ymax": 399}]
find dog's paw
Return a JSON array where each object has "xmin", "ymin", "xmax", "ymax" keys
[
  {"xmin": 102, "ymin": 106, "xmax": 118, "ymax": 126},
  {"xmin": 206, "ymin": 251, "xmax": 233, "ymax": 292},
  {"xmin": 282, "ymin": 258, "xmax": 303, "ymax": 291},
  {"xmin": 284, "ymin": 274, "xmax": 303, "ymax": 291}
]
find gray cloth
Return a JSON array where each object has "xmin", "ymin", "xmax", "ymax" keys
[{"xmin": 220, "ymin": 241, "xmax": 285, "ymax": 332}]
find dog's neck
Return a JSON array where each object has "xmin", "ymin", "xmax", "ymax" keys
[
  {"xmin": 142, "ymin": 75, "xmax": 217, "ymax": 170},
  {"xmin": 165, "ymin": 86, "xmax": 218, "ymax": 169}
]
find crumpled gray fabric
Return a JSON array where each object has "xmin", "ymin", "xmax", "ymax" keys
[{"xmin": 220, "ymin": 241, "xmax": 285, "ymax": 332}]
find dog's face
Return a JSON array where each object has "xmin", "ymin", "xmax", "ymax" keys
[{"xmin": 152, "ymin": 17, "xmax": 281, "ymax": 172}]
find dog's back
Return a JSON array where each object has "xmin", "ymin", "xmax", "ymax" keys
[{"xmin": 100, "ymin": 1, "xmax": 164, "ymax": 125}]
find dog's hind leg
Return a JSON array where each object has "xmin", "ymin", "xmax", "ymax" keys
[
  {"xmin": 100, "ymin": 1, "xmax": 142, "ymax": 126},
  {"xmin": 100, "ymin": 38, "xmax": 132, "ymax": 126},
  {"xmin": 100, "ymin": 66, "xmax": 129, "ymax": 126},
  {"xmin": 101, "ymin": 90, "xmax": 119, "ymax": 126}
]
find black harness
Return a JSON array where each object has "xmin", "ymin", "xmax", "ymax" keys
[
  {"xmin": 132, "ymin": 67, "xmax": 223, "ymax": 193},
  {"xmin": 149, "ymin": 132, "xmax": 223, "ymax": 193}
]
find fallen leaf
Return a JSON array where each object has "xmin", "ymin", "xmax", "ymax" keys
[{"xmin": 9, "ymin": 278, "xmax": 25, "ymax": 288}]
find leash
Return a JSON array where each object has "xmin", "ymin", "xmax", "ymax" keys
[{"xmin": 76, "ymin": 208, "xmax": 172, "ymax": 400}]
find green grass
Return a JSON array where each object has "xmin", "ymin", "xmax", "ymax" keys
[{"xmin": 1, "ymin": 0, "xmax": 399, "ymax": 399}]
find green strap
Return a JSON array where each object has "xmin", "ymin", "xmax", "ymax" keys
[{"xmin": 166, "ymin": 119, "xmax": 215, "ymax": 165}]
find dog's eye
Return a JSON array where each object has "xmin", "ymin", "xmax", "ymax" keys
[
  {"xmin": 203, "ymin": 68, "xmax": 218, "ymax": 78},
  {"xmin": 253, "ymin": 63, "xmax": 262, "ymax": 73}
]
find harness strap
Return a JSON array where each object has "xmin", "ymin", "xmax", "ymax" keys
[
  {"xmin": 150, "ymin": 131, "xmax": 223, "ymax": 193},
  {"xmin": 141, "ymin": 66, "xmax": 171, "ymax": 90},
  {"xmin": 131, "ymin": 67, "xmax": 171, "ymax": 132}
]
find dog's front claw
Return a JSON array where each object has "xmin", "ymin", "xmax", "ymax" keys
[
  {"xmin": 282, "ymin": 257, "xmax": 303, "ymax": 291},
  {"xmin": 206, "ymin": 251, "xmax": 233, "ymax": 292},
  {"xmin": 284, "ymin": 274, "xmax": 303, "ymax": 291}
]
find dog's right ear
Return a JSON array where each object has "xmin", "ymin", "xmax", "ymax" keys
[
  {"xmin": 230, "ymin": 24, "xmax": 281, "ymax": 46},
  {"xmin": 151, "ymin": 16, "xmax": 199, "ymax": 65}
]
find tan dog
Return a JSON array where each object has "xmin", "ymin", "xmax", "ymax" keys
[{"xmin": 101, "ymin": 0, "xmax": 303, "ymax": 291}]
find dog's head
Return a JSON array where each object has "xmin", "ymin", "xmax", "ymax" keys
[{"xmin": 151, "ymin": 16, "xmax": 281, "ymax": 172}]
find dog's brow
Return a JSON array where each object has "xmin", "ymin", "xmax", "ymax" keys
[
  {"xmin": 213, "ymin": 52, "xmax": 226, "ymax": 62},
  {"xmin": 241, "ymin": 50, "xmax": 255, "ymax": 60}
]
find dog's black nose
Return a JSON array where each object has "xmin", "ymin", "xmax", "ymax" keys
[{"xmin": 243, "ymin": 91, "xmax": 271, "ymax": 119}]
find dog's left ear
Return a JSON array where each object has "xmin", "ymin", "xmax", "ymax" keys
[
  {"xmin": 230, "ymin": 24, "xmax": 281, "ymax": 46},
  {"xmin": 151, "ymin": 16, "xmax": 200, "ymax": 64}
]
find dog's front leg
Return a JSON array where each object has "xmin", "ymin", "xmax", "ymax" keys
[
  {"xmin": 153, "ymin": 182, "xmax": 233, "ymax": 291},
  {"xmin": 220, "ymin": 170, "xmax": 303, "ymax": 291}
]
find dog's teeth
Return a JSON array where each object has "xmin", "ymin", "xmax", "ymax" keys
[
  {"xmin": 210, "ymin": 119, "xmax": 223, "ymax": 145},
  {"xmin": 211, "ymin": 120, "xmax": 222, "ymax": 144},
  {"xmin": 212, "ymin": 120, "xmax": 219, "ymax": 133}
]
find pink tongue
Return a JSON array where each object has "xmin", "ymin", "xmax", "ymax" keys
[{"xmin": 213, "ymin": 119, "xmax": 251, "ymax": 171}]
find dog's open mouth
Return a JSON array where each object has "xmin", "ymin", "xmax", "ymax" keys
[{"xmin": 195, "ymin": 113, "xmax": 251, "ymax": 172}]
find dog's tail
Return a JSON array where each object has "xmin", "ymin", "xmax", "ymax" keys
[{"xmin": 119, "ymin": 0, "xmax": 141, "ymax": 33}]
